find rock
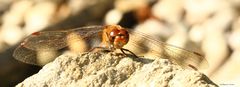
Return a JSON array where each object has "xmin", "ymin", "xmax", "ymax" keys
[
  {"xmin": 134, "ymin": 18, "xmax": 172, "ymax": 40},
  {"xmin": 115, "ymin": 0, "xmax": 148, "ymax": 12},
  {"xmin": 105, "ymin": 9, "xmax": 123, "ymax": 25},
  {"xmin": 23, "ymin": 1, "xmax": 57, "ymax": 35},
  {"xmin": 184, "ymin": 0, "xmax": 219, "ymax": 25},
  {"xmin": 188, "ymin": 24, "xmax": 205, "ymax": 43},
  {"xmin": 0, "ymin": 25, "xmax": 24, "ymax": 46},
  {"xmin": 16, "ymin": 52, "xmax": 218, "ymax": 87},
  {"xmin": 152, "ymin": 0, "xmax": 184, "ymax": 23},
  {"xmin": 211, "ymin": 50, "xmax": 240, "ymax": 86}
]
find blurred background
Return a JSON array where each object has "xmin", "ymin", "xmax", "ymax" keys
[{"xmin": 0, "ymin": 0, "xmax": 239, "ymax": 86}]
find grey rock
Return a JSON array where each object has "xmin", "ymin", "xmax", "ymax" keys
[{"xmin": 16, "ymin": 52, "xmax": 218, "ymax": 87}]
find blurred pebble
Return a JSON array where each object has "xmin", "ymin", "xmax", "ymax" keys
[
  {"xmin": 0, "ymin": 0, "xmax": 13, "ymax": 12},
  {"xmin": 200, "ymin": 2, "xmax": 234, "ymax": 76},
  {"xmin": 0, "ymin": 25, "xmax": 24, "ymax": 45},
  {"xmin": 134, "ymin": 18, "xmax": 172, "ymax": 40},
  {"xmin": 56, "ymin": 3, "xmax": 71, "ymax": 20},
  {"xmin": 115, "ymin": 0, "xmax": 148, "ymax": 12},
  {"xmin": 68, "ymin": 0, "xmax": 85, "ymax": 14},
  {"xmin": 229, "ymin": 0, "xmax": 240, "ymax": 9},
  {"xmin": 23, "ymin": 1, "xmax": 57, "ymax": 34},
  {"xmin": 221, "ymin": 16, "xmax": 240, "ymax": 84},
  {"xmin": 228, "ymin": 31, "xmax": 240, "ymax": 50},
  {"xmin": 211, "ymin": 50, "xmax": 240, "ymax": 84},
  {"xmin": 152, "ymin": 0, "xmax": 184, "ymax": 23},
  {"xmin": 166, "ymin": 23, "xmax": 188, "ymax": 48},
  {"xmin": 201, "ymin": 22, "xmax": 230, "ymax": 76},
  {"xmin": 105, "ymin": 9, "xmax": 123, "ymax": 25},
  {"xmin": 184, "ymin": 0, "xmax": 219, "ymax": 25},
  {"xmin": 232, "ymin": 16, "xmax": 240, "ymax": 31},
  {"xmin": 2, "ymin": 13, "xmax": 23, "ymax": 26},
  {"xmin": 201, "ymin": 33, "xmax": 229, "ymax": 76},
  {"xmin": 134, "ymin": 4, "xmax": 152, "ymax": 23},
  {"xmin": 107, "ymin": 0, "xmax": 151, "ymax": 25},
  {"xmin": 189, "ymin": 24, "xmax": 205, "ymax": 43},
  {"xmin": 229, "ymin": 17, "xmax": 240, "ymax": 50},
  {"xmin": 2, "ymin": 0, "xmax": 33, "ymax": 25}
]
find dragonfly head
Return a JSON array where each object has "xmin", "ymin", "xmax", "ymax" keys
[{"xmin": 104, "ymin": 25, "xmax": 129, "ymax": 49}]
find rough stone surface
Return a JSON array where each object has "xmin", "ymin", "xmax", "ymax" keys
[{"xmin": 16, "ymin": 52, "xmax": 218, "ymax": 87}]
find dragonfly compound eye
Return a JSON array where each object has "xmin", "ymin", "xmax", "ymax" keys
[
  {"xmin": 109, "ymin": 29, "xmax": 120, "ymax": 42},
  {"xmin": 118, "ymin": 29, "xmax": 129, "ymax": 42},
  {"xmin": 112, "ymin": 29, "xmax": 129, "ymax": 49}
]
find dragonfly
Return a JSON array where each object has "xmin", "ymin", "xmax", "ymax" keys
[{"xmin": 13, "ymin": 25, "xmax": 208, "ymax": 69}]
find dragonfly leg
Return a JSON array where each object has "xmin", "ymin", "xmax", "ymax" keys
[
  {"xmin": 120, "ymin": 48, "xmax": 139, "ymax": 58},
  {"xmin": 188, "ymin": 64, "xmax": 198, "ymax": 71}
]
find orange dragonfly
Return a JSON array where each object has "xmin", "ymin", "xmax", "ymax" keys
[{"xmin": 13, "ymin": 25, "xmax": 208, "ymax": 69}]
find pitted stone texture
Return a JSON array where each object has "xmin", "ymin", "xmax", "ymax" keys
[{"xmin": 16, "ymin": 52, "xmax": 218, "ymax": 87}]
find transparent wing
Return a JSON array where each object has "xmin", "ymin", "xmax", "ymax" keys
[
  {"xmin": 13, "ymin": 25, "xmax": 104, "ymax": 65},
  {"xmin": 124, "ymin": 29, "xmax": 209, "ymax": 69},
  {"xmin": 13, "ymin": 31, "xmax": 68, "ymax": 65}
]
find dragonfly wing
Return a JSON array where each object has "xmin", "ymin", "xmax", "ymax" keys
[
  {"xmin": 67, "ymin": 25, "xmax": 104, "ymax": 52},
  {"xmin": 21, "ymin": 31, "xmax": 68, "ymax": 50},
  {"xmin": 125, "ymin": 29, "xmax": 209, "ymax": 69},
  {"xmin": 13, "ymin": 25, "xmax": 104, "ymax": 65},
  {"xmin": 13, "ymin": 31, "xmax": 68, "ymax": 65},
  {"xmin": 13, "ymin": 45, "xmax": 38, "ymax": 65}
]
